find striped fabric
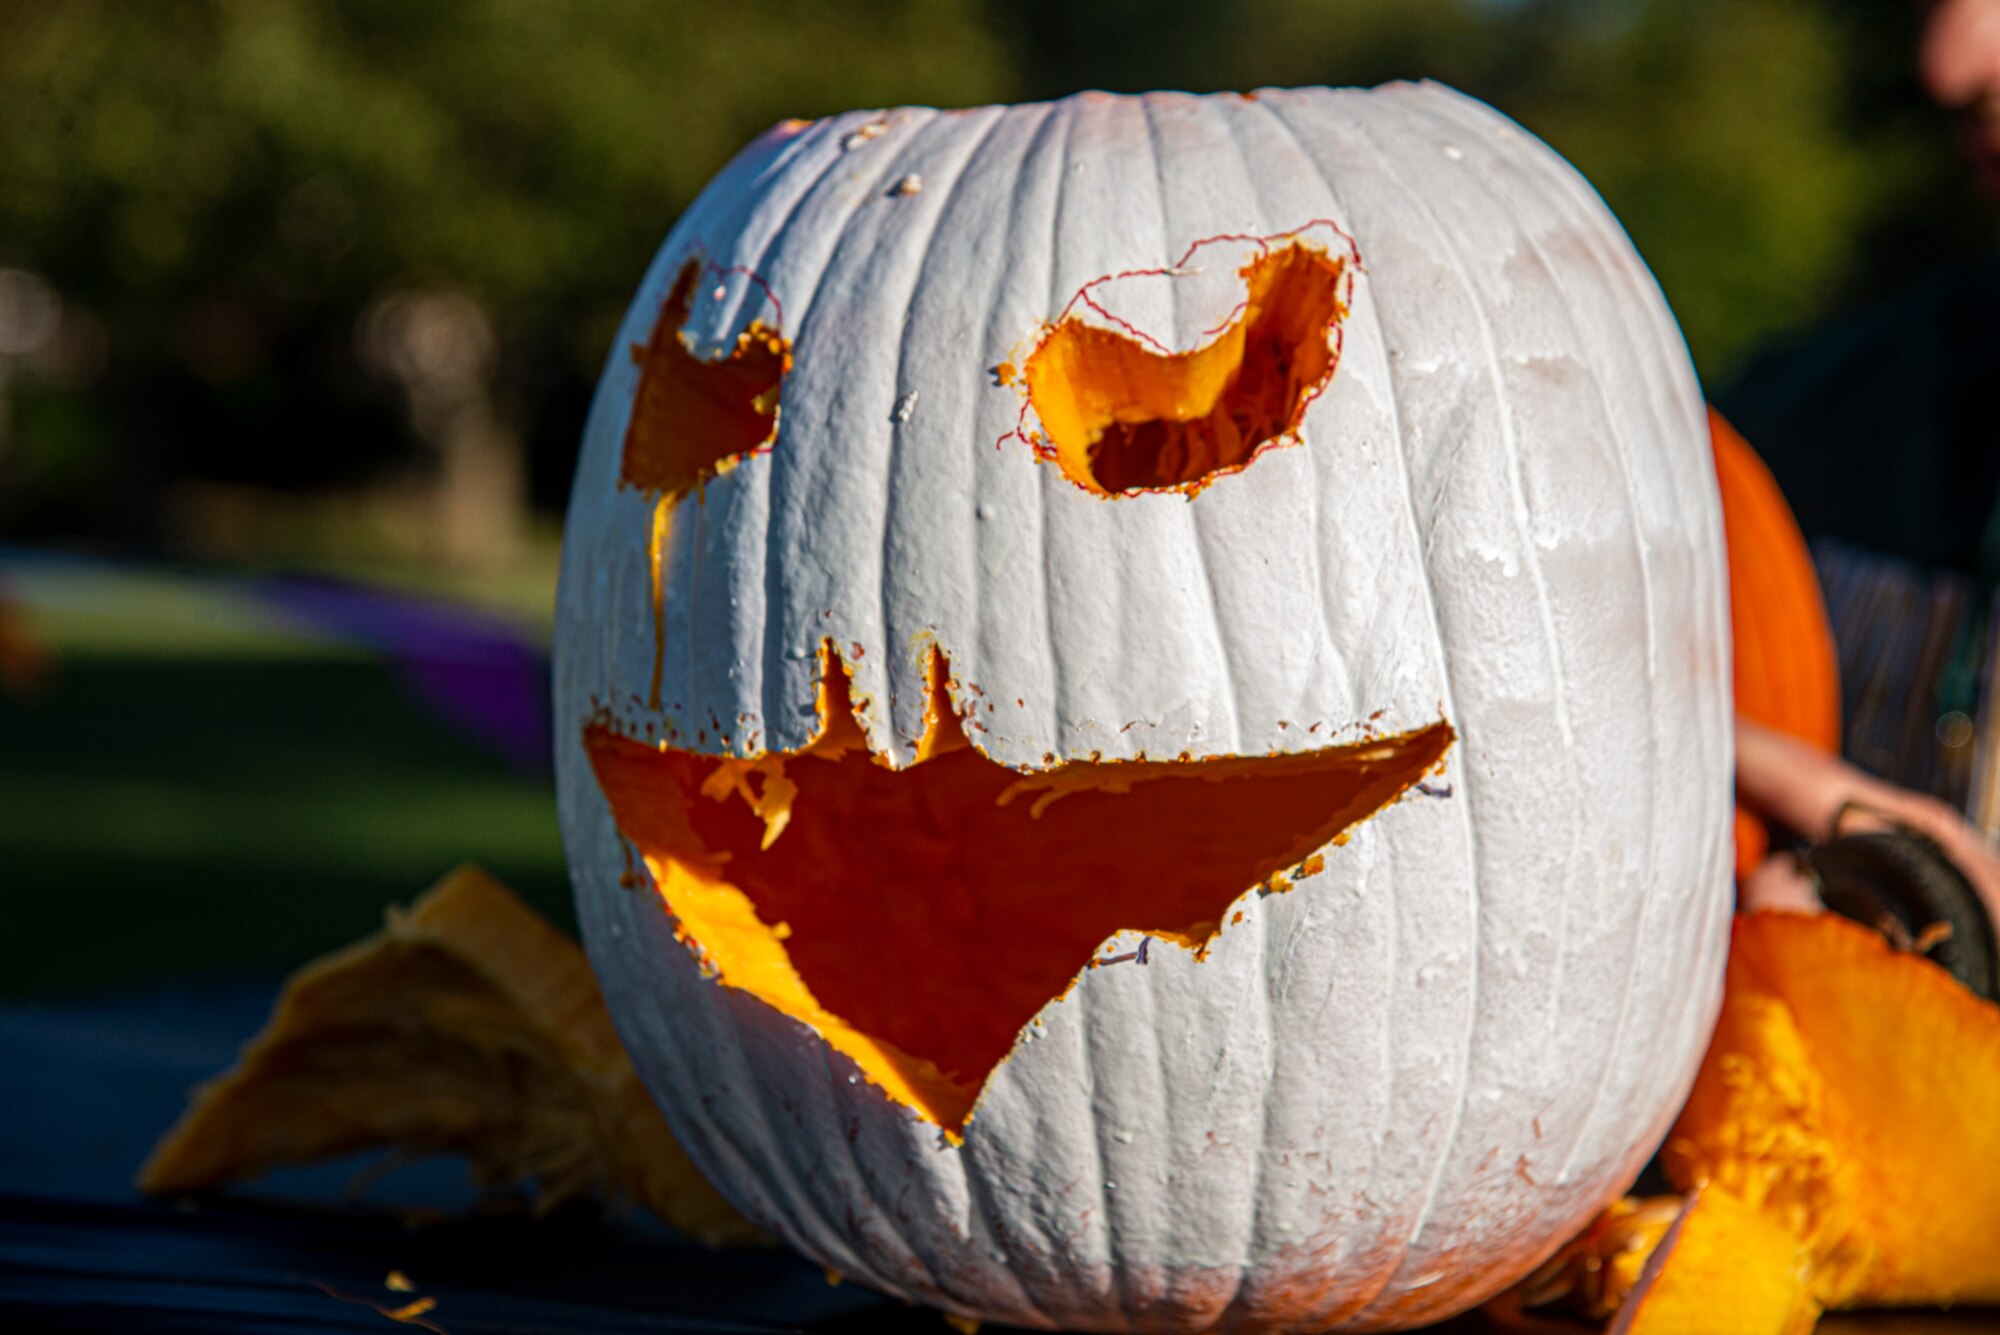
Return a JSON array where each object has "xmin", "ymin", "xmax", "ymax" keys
[{"xmin": 1817, "ymin": 537, "xmax": 2000, "ymax": 837}]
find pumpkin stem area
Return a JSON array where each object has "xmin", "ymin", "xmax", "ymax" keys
[
  {"xmin": 584, "ymin": 650, "xmax": 1452, "ymax": 1133},
  {"xmin": 1023, "ymin": 242, "xmax": 1349, "ymax": 497},
  {"xmin": 621, "ymin": 260, "xmax": 790, "ymax": 498}
]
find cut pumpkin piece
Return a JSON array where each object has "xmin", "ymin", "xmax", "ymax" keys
[
  {"xmin": 1507, "ymin": 1194, "xmax": 1685, "ymax": 1324},
  {"xmin": 1666, "ymin": 911, "xmax": 2000, "ymax": 1309},
  {"xmin": 138, "ymin": 864, "xmax": 758, "ymax": 1247},
  {"xmin": 1494, "ymin": 1191, "xmax": 1814, "ymax": 1335},
  {"xmin": 1503, "ymin": 910, "xmax": 2000, "ymax": 1334},
  {"xmin": 1605, "ymin": 1187, "xmax": 1820, "ymax": 1335}
]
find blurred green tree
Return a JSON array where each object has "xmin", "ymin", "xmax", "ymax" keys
[
  {"xmin": 0, "ymin": 0, "xmax": 1012, "ymax": 540},
  {"xmin": 985, "ymin": 0, "xmax": 1967, "ymax": 380},
  {"xmin": 0, "ymin": 0, "xmax": 1983, "ymax": 547}
]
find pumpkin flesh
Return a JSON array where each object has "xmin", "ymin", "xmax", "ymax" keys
[
  {"xmin": 1665, "ymin": 911, "xmax": 2000, "ymax": 1309},
  {"xmin": 1607, "ymin": 1187, "xmax": 1821, "ymax": 1335},
  {"xmin": 586, "ymin": 648, "xmax": 1454, "ymax": 1132}
]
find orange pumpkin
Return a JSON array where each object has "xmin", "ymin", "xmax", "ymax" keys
[{"xmin": 1711, "ymin": 408, "xmax": 1841, "ymax": 877}]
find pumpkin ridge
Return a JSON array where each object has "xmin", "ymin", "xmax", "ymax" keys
[
  {"xmin": 1336, "ymin": 111, "xmax": 1515, "ymax": 1321},
  {"xmin": 1026, "ymin": 97, "xmax": 1079, "ymax": 757},
  {"xmin": 875, "ymin": 103, "xmax": 1016, "ymax": 776},
  {"xmin": 1440, "ymin": 97, "xmax": 1725, "ymax": 1244},
  {"xmin": 1400, "ymin": 91, "xmax": 1674, "ymax": 1218},
  {"xmin": 586, "ymin": 642, "xmax": 1454, "ymax": 1135},
  {"xmin": 1241, "ymin": 98, "xmax": 1495, "ymax": 1325},
  {"xmin": 1140, "ymin": 98, "xmax": 1248, "ymax": 768}
]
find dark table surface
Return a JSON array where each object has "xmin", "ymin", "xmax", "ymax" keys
[
  {"xmin": 2, "ymin": 980, "xmax": 1992, "ymax": 1334},
  {"xmin": 1, "ymin": 980, "xmax": 971, "ymax": 1334}
]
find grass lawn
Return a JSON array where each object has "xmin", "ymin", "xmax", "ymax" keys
[{"xmin": 1, "ymin": 558, "xmax": 571, "ymax": 996}]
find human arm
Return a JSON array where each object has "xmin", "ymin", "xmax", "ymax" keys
[{"xmin": 1735, "ymin": 715, "xmax": 2000, "ymax": 923}]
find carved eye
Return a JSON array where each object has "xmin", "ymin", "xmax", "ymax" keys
[
  {"xmin": 620, "ymin": 260, "xmax": 790, "ymax": 499},
  {"xmin": 1020, "ymin": 237, "xmax": 1352, "ymax": 497}
]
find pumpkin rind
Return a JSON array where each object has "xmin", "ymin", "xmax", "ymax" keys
[
  {"xmin": 556, "ymin": 83, "xmax": 1732, "ymax": 1331},
  {"xmin": 138, "ymin": 866, "xmax": 756, "ymax": 1247}
]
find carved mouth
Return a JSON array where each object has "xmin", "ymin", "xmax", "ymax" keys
[{"xmin": 586, "ymin": 649, "xmax": 1452, "ymax": 1134}]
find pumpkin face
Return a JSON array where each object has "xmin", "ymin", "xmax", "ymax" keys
[{"xmin": 555, "ymin": 83, "xmax": 1733, "ymax": 1332}]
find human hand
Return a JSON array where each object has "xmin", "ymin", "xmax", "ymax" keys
[{"xmin": 1734, "ymin": 716, "xmax": 2000, "ymax": 925}]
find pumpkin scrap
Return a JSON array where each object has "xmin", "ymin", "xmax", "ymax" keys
[
  {"xmin": 1511, "ymin": 1194, "xmax": 1684, "ymax": 1322},
  {"xmin": 138, "ymin": 864, "xmax": 757, "ymax": 1247},
  {"xmin": 1506, "ymin": 910, "xmax": 2000, "ymax": 1333},
  {"xmin": 1666, "ymin": 911, "xmax": 2000, "ymax": 1308},
  {"xmin": 1494, "ymin": 1189, "xmax": 1819, "ymax": 1335},
  {"xmin": 1605, "ymin": 1187, "xmax": 1821, "ymax": 1335},
  {"xmin": 586, "ymin": 644, "xmax": 1454, "ymax": 1134}
]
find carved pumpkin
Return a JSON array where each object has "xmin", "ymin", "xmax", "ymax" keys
[{"xmin": 555, "ymin": 84, "xmax": 1734, "ymax": 1331}]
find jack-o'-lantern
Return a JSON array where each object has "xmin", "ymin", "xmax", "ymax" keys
[{"xmin": 556, "ymin": 82, "xmax": 1733, "ymax": 1331}]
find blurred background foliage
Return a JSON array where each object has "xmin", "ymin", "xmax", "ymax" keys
[
  {"xmin": 0, "ymin": 0, "xmax": 1989, "ymax": 551},
  {"xmin": 0, "ymin": 0, "xmax": 1992, "ymax": 992},
  {"xmin": 0, "ymin": 0, "xmax": 1009, "ymax": 558}
]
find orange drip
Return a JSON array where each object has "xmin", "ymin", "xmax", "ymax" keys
[
  {"xmin": 586, "ymin": 648, "xmax": 1452, "ymax": 1132},
  {"xmin": 646, "ymin": 493, "xmax": 672, "ymax": 712},
  {"xmin": 1023, "ymin": 243, "xmax": 1347, "ymax": 496}
]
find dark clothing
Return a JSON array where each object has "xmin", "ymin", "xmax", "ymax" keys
[
  {"xmin": 1718, "ymin": 250, "xmax": 2000, "ymax": 823},
  {"xmin": 1813, "ymin": 536, "xmax": 1989, "ymax": 811},
  {"xmin": 1718, "ymin": 251, "xmax": 2000, "ymax": 578}
]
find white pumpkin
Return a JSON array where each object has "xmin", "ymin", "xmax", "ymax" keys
[{"xmin": 555, "ymin": 81, "xmax": 1732, "ymax": 1332}]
